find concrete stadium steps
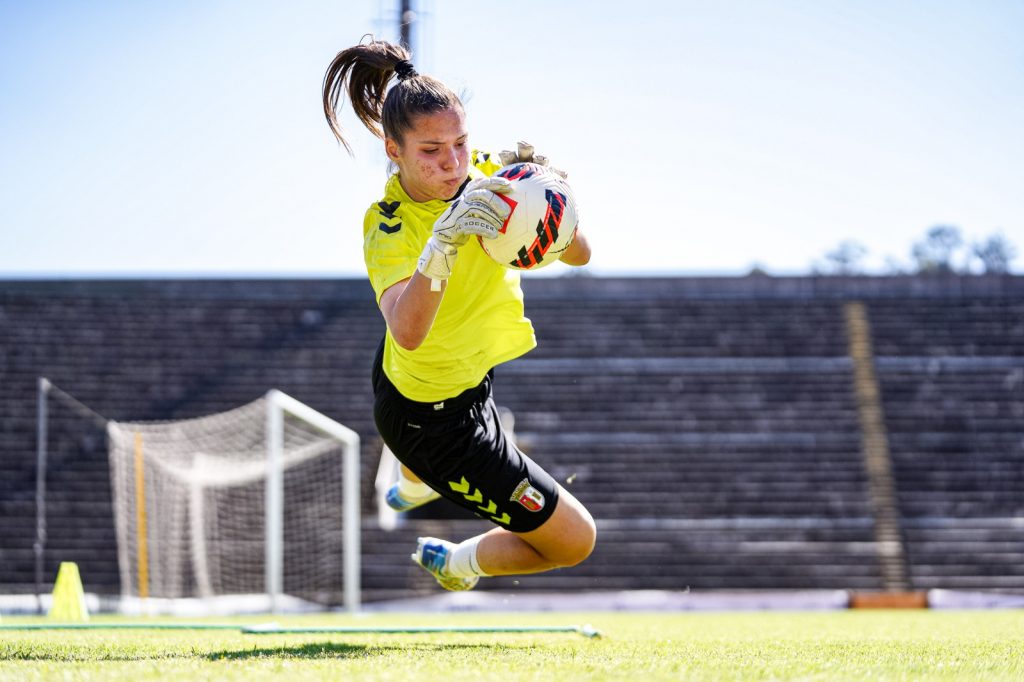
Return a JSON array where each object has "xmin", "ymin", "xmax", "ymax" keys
[
  {"xmin": 867, "ymin": 300, "xmax": 1024, "ymax": 357},
  {"xmin": 497, "ymin": 364, "xmax": 860, "ymax": 439},
  {"xmin": 890, "ymin": 446, "xmax": 1023, "ymax": 516},
  {"xmin": 513, "ymin": 440, "xmax": 869, "ymax": 518},
  {"xmin": 359, "ymin": 517, "xmax": 883, "ymax": 599},
  {"xmin": 880, "ymin": 367, "xmax": 1023, "ymax": 409},
  {"xmin": 902, "ymin": 518, "xmax": 1024, "ymax": 591},
  {"xmin": 864, "ymin": 296, "xmax": 1024, "ymax": 592},
  {"xmin": 526, "ymin": 300, "xmax": 849, "ymax": 358},
  {"xmin": 3, "ymin": 275, "xmax": 1023, "ymax": 598},
  {"xmin": 878, "ymin": 366, "xmax": 1022, "ymax": 518},
  {"xmin": 1, "ymin": 292, "xmax": 383, "ymax": 408}
]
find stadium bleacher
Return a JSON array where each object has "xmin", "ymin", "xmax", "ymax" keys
[
  {"xmin": 0, "ymin": 274, "xmax": 1021, "ymax": 602},
  {"xmin": 867, "ymin": 297, "xmax": 1024, "ymax": 591}
]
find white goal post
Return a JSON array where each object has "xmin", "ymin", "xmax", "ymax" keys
[
  {"xmin": 107, "ymin": 390, "xmax": 360, "ymax": 614},
  {"xmin": 265, "ymin": 390, "xmax": 360, "ymax": 613}
]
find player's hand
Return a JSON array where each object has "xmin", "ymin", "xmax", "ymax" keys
[
  {"xmin": 417, "ymin": 237, "xmax": 459, "ymax": 287},
  {"xmin": 499, "ymin": 140, "xmax": 568, "ymax": 178},
  {"xmin": 419, "ymin": 177, "xmax": 513, "ymax": 290},
  {"xmin": 432, "ymin": 176, "xmax": 513, "ymax": 247}
]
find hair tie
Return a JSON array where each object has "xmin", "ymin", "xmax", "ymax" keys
[{"xmin": 394, "ymin": 59, "xmax": 418, "ymax": 81}]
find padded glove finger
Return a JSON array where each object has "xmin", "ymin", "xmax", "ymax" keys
[
  {"xmin": 499, "ymin": 141, "xmax": 567, "ymax": 178},
  {"xmin": 433, "ymin": 181, "xmax": 513, "ymax": 245}
]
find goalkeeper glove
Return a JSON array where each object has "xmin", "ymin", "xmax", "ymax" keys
[
  {"xmin": 499, "ymin": 140, "xmax": 567, "ymax": 178},
  {"xmin": 417, "ymin": 176, "xmax": 513, "ymax": 290},
  {"xmin": 432, "ymin": 176, "xmax": 513, "ymax": 246}
]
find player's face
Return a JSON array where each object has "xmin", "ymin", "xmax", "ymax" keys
[{"xmin": 386, "ymin": 106, "xmax": 469, "ymax": 202}]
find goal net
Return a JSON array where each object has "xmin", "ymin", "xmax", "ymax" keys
[{"xmin": 106, "ymin": 390, "xmax": 359, "ymax": 612}]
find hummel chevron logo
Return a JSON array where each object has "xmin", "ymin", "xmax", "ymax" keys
[
  {"xmin": 378, "ymin": 221, "xmax": 402, "ymax": 234},
  {"xmin": 449, "ymin": 477, "xmax": 471, "ymax": 494},
  {"xmin": 377, "ymin": 201, "xmax": 401, "ymax": 219}
]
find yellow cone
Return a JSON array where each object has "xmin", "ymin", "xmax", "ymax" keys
[{"xmin": 49, "ymin": 562, "xmax": 90, "ymax": 622}]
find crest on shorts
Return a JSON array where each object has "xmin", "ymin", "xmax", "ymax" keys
[{"xmin": 511, "ymin": 478, "xmax": 545, "ymax": 512}]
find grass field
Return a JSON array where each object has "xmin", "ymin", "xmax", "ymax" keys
[{"xmin": 2, "ymin": 610, "xmax": 1023, "ymax": 680}]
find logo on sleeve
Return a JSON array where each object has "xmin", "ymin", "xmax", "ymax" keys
[
  {"xmin": 377, "ymin": 201, "xmax": 402, "ymax": 234},
  {"xmin": 511, "ymin": 478, "xmax": 545, "ymax": 512},
  {"xmin": 377, "ymin": 201, "xmax": 401, "ymax": 218}
]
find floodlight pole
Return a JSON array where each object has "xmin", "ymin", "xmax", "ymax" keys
[
  {"xmin": 34, "ymin": 378, "xmax": 51, "ymax": 615},
  {"xmin": 400, "ymin": 0, "xmax": 414, "ymax": 52}
]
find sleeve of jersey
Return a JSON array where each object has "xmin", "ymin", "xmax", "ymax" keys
[
  {"xmin": 471, "ymin": 149, "xmax": 503, "ymax": 177},
  {"xmin": 363, "ymin": 206, "xmax": 421, "ymax": 304}
]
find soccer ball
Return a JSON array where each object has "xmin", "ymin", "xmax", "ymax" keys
[{"xmin": 478, "ymin": 163, "xmax": 579, "ymax": 270}]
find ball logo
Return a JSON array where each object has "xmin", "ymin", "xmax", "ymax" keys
[
  {"xmin": 493, "ymin": 194, "xmax": 518, "ymax": 235},
  {"xmin": 496, "ymin": 165, "xmax": 538, "ymax": 181},
  {"xmin": 509, "ymin": 189, "xmax": 568, "ymax": 269},
  {"xmin": 481, "ymin": 162, "xmax": 579, "ymax": 271}
]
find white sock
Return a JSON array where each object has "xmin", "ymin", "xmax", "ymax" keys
[
  {"xmin": 446, "ymin": 535, "xmax": 490, "ymax": 578},
  {"xmin": 397, "ymin": 473, "xmax": 438, "ymax": 502}
]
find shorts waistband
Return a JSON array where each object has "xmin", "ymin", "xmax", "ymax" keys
[{"xmin": 372, "ymin": 337, "xmax": 491, "ymax": 416}]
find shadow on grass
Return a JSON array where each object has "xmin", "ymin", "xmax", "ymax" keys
[
  {"xmin": 1, "ymin": 641, "xmax": 535, "ymax": 663},
  {"xmin": 207, "ymin": 641, "xmax": 535, "ymax": 661}
]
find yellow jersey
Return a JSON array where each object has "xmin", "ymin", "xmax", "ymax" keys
[{"xmin": 362, "ymin": 156, "xmax": 536, "ymax": 402}]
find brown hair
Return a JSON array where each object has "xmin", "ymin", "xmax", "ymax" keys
[{"xmin": 322, "ymin": 38, "xmax": 462, "ymax": 153}]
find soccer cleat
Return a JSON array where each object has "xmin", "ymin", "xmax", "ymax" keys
[
  {"xmin": 411, "ymin": 537, "xmax": 479, "ymax": 592},
  {"xmin": 385, "ymin": 484, "xmax": 440, "ymax": 512}
]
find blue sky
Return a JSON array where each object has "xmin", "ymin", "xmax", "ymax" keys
[{"xmin": 1, "ymin": 0, "xmax": 1021, "ymax": 277}]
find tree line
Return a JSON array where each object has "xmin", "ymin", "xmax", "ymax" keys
[{"xmin": 814, "ymin": 227, "xmax": 1017, "ymax": 276}]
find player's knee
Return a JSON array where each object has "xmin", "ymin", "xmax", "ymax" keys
[
  {"xmin": 563, "ymin": 518, "xmax": 597, "ymax": 567},
  {"xmin": 545, "ymin": 510, "xmax": 596, "ymax": 568}
]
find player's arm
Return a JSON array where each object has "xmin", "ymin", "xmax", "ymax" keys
[
  {"xmin": 379, "ymin": 177, "xmax": 514, "ymax": 351},
  {"xmin": 560, "ymin": 228, "xmax": 591, "ymax": 266},
  {"xmin": 378, "ymin": 274, "xmax": 445, "ymax": 351}
]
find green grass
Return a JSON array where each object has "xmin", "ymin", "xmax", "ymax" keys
[{"xmin": 1, "ymin": 610, "xmax": 1023, "ymax": 681}]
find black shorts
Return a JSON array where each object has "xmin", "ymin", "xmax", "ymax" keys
[{"xmin": 372, "ymin": 340, "xmax": 559, "ymax": 533}]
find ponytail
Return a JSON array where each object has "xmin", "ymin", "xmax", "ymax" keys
[{"xmin": 322, "ymin": 37, "xmax": 461, "ymax": 154}]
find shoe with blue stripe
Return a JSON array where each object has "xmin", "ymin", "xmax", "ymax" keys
[
  {"xmin": 412, "ymin": 537, "xmax": 479, "ymax": 592},
  {"xmin": 385, "ymin": 485, "xmax": 441, "ymax": 512}
]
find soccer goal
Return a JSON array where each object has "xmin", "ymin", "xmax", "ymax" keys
[{"xmin": 106, "ymin": 390, "xmax": 360, "ymax": 613}]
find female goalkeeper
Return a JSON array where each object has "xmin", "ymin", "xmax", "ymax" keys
[{"xmin": 322, "ymin": 38, "xmax": 595, "ymax": 591}]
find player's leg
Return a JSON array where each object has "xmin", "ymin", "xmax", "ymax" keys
[
  {"xmin": 385, "ymin": 461, "xmax": 441, "ymax": 511},
  {"xmin": 470, "ymin": 486, "xmax": 595, "ymax": 575},
  {"xmin": 402, "ymin": 375, "xmax": 596, "ymax": 588},
  {"xmin": 372, "ymin": 343, "xmax": 442, "ymax": 512},
  {"xmin": 417, "ymin": 484, "xmax": 595, "ymax": 585}
]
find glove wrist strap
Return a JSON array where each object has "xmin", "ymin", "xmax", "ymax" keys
[{"xmin": 417, "ymin": 237, "xmax": 458, "ymax": 292}]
